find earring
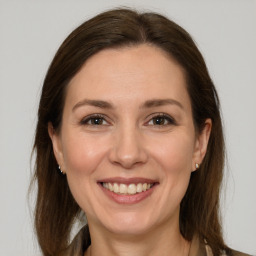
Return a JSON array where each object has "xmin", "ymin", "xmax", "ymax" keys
[
  {"xmin": 58, "ymin": 165, "xmax": 65, "ymax": 175},
  {"xmin": 195, "ymin": 163, "xmax": 200, "ymax": 170}
]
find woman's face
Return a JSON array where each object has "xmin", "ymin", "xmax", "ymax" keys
[{"xmin": 50, "ymin": 44, "xmax": 210, "ymax": 236}]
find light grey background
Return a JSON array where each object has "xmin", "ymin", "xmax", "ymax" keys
[{"xmin": 0, "ymin": 1, "xmax": 255, "ymax": 255}]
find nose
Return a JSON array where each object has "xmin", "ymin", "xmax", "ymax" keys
[{"xmin": 108, "ymin": 125, "xmax": 148, "ymax": 169}]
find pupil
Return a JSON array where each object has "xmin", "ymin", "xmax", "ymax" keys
[
  {"xmin": 154, "ymin": 117, "xmax": 164, "ymax": 125},
  {"xmin": 93, "ymin": 118, "xmax": 102, "ymax": 125}
]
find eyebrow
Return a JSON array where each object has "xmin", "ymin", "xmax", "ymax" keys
[
  {"xmin": 72, "ymin": 99, "xmax": 113, "ymax": 112},
  {"xmin": 72, "ymin": 98, "xmax": 184, "ymax": 112},
  {"xmin": 141, "ymin": 99, "xmax": 184, "ymax": 110}
]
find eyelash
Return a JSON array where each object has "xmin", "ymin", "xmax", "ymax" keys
[
  {"xmin": 146, "ymin": 113, "xmax": 176, "ymax": 126},
  {"xmin": 80, "ymin": 113, "xmax": 176, "ymax": 127},
  {"xmin": 80, "ymin": 114, "xmax": 108, "ymax": 126}
]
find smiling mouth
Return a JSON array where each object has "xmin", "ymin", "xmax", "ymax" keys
[
  {"xmin": 100, "ymin": 182, "xmax": 154, "ymax": 195},
  {"xmin": 98, "ymin": 178, "xmax": 158, "ymax": 204}
]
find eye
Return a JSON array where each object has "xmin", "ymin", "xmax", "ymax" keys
[
  {"xmin": 80, "ymin": 114, "xmax": 108, "ymax": 126},
  {"xmin": 146, "ymin": 113, "xmax": 176, "ymax": 126}
]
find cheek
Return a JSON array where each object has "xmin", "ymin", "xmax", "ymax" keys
[
  {"xmin": 61, "ymin": 134, "xmax": 109, "ymax": 212},
  {"xmin": 150, "ymin": 133, "xmax": 195, "ymax": 174},
  {"xmin": 150, "ymin": 133, "xmax": 194, "ymax": 203},
  {"xmin": 62, "ymin": 134, "xmax": 108, "ymax": 176}
]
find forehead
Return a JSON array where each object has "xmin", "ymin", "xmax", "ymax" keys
[{"xmin": 66, "ymin": 44, "xmax": 191, "ymax": 109}]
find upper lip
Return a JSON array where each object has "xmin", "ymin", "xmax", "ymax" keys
[{"xmin": 97, "ymin": 177, "xmax": 158, "ymax": 185}]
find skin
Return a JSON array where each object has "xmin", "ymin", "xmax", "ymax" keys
[{"xmin": 49, "ymin": 44, "xmax": 211, "ymax": 256}]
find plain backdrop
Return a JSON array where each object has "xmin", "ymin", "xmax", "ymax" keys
[{"xmin": 0, "ymin": 1, "xmax": 255, "ymax": 255}]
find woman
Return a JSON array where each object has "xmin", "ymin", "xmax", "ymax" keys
[{"xmin": 32, "ymin": 8, "xmax": 250, "ymax": 256}]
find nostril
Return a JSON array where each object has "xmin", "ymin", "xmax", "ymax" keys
[
  {"xmin": 108, "ymin": 131, "xmax": 148, "ymax": 168},
  {"xmin": 112, "ymin": 158, "xmax": 145, "ymax": 169}
]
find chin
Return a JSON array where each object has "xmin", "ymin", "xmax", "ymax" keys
[{"xmin": 97, "ymin": 211, "xmax": 159, "ymax": 236}]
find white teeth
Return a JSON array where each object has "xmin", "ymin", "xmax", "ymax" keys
[
  {"xmin": 136, "ymin": 183, "xmax": 143, "ymax": 193},
  {"xmin": 109, "ymin": 183, "xmax": 114, "ymax": 191},
  {"xmin": 119, "ymin": 184, "xmax": 128, "ymax": 194},
  {"xmin": 113, "ymin": 183, "xmax": 119, "ymax": 193},
  {"xmin": 127, "ymin": 184, "xmax": 137, "ymax": 194},
  {"xmin": 103, "ymin": 183, "xmax": 109, "ymax": 189},
  {"xmin": 102, "ymin": 182, "xmax": 153, "ymax": 195}
]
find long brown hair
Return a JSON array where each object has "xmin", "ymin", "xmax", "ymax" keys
[{"xmin": 32, "ymin": 8, "xmax": 229, "ymax": 256}]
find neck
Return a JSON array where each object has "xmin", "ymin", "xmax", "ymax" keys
[{"xmin": 85, "ymin": 218, "xmax": 190, "ymax": 256}]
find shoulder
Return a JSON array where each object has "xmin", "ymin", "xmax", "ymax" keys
[
  {"xmin": 229, "ymin": 249, "xmax": 253, "ymax": 256},
  {"xmin": 208, "ymin": 245, "xmax": 253, "ymax": 256},
  {"xmin": 192, "ymin": 235, "xmax": 252, "ymax": 256}
]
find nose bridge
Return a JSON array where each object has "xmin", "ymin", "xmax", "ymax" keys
[{"xmin": 109, "ymin": 121, "xmax": 147, "ymax": 168}]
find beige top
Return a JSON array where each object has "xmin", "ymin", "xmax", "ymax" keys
[{"xmin": 58, "ymin": 226, "xmax": 251, "ymax": 256}]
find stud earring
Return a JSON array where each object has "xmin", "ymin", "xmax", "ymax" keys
[
  {"xmin": 195, "ymin": 163, "xmax": 200, "ymax": 170},
  {"xmin": 58, "ymin": 165, "xmax": 65, "ymax": 175}
]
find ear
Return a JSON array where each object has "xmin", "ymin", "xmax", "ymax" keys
[
  {"xmin": 192, "ymin": 118, "xmax": 212, "ymax": 171},
  {"xmin": 48, "ymin": 122, "xmax": 66, "ymax": 173}
]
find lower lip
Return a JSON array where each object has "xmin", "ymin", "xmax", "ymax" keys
[{"xmin": 98, "ymin": 183, "xmax": 156, "ymax": 204}]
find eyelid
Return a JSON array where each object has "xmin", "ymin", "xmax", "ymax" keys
[
  {"xmin": 79, "ymin": 112, "xmax": 176, "ymax": 127},
  {"xmin": 145, "ymin": 112, "xmax": 177, "ymax": 126},
  {"xmin": 80, "ymin": 114, "xmax": 110, "ymax": 125}
]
